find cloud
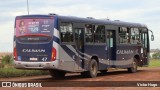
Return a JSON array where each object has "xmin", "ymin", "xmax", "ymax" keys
[
  {"xmin": 0, "ymin": 42, "xmax": 13, "ymax": 52},
  {"xmin": 0, "ymin": 0, "xmax": 160, "ymax": 52},
  {"xmin": 0, "ymin": 21, "xmax": 14, "ymax": 43}
]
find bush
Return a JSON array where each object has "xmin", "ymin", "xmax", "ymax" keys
[
  {"xmin": 152, "ymin": 52, "xmax": 160, "ymax": 59},
  {"xmin": 1, "ymin": 55, "xmax": 13, "ymax": 68},
  {"xmin": 1, "ymin": 55, "xmax": 13, "ymax": 64}
]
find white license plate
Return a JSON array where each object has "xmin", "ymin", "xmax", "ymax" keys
[{"xmin": 30, "ymin": 58, "xmax": 38, "ymax": 61}]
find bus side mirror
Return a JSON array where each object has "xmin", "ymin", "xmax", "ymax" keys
[
  {"xmin": 151, "ymin": 35, "xmax": 154, "ymax": 41},
  {"xmin": 149, "ymin": 29, "xmax": 154, "ymax": 41}
]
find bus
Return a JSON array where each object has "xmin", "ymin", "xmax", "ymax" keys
[{"xmin": 13, "ymin": 14, "xmax": 154, "ymax": 78}]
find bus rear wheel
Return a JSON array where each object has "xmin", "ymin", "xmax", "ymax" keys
[
  {"xmin": 86, "ymin": 59, "xmax": 98, "ymax": 78},
  {"xmin": 49, "ymin": 70, "xmax": 66, "ymax": 78},
  {"xmin": 128, "ymin": 58, "xmax": 137, "ymax": 73}
]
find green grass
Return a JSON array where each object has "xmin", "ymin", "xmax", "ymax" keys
[
  {"xmin": 149, "ymin": 59, "xmax": 160, "ymax": 67},
  {"xmin": 0, "ymin": 68, "xmax": 49, "ymax": 78},
  {"xmin": 0, "ymin": 55, "xmax": 49, "ymax": 78}
]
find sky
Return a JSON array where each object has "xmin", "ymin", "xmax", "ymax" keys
[{"xmin": 0, "ymin": 0, "xmax": 160, "ymax": 52}]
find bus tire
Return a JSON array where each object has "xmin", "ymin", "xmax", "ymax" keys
[
  {"xmin": 128, "ymin": 58, "xmax": 138, "ymax": 73},
  {"xmin": 49, "ymin": 70, "xmax": 66, "ymax": 78},
  {"xmin": 86, "ymin": 59, "xmax": 98, "ymax": 78}
]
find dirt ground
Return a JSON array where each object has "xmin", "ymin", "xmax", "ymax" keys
[{"xmin": 0, "ymin": 67, "xmax": 160, "ymax": 90}]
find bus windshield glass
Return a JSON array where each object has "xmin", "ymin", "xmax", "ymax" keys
[{"xmin": 15, "ymin": 18, "xmax": 54, "ymax": 37}]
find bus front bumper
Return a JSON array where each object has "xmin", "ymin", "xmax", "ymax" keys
[{"xmin": 13, "ymin": 60, "xmax": 59, "ymax": 69}]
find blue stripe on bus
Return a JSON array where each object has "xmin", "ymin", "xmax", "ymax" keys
[
  {"xmin": 61, "ymin": 45, "xmax": 76, "ymax": 60},
  {"xmin": 53, "ymin": 36, "xmax": 60, "ymax": 43}
]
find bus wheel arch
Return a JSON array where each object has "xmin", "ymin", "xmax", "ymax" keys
[
  {"xmin": 134, "ymin": 54, "xmax": 140, "ymax": 61},
  {"xmin": 82, "ymin": 56, "xmax": 99, "ymax": 78},
  {"xmin": 128, "ymin": 57, "xmax": 138, "ymax": 73},
  {"xmin": 91, "ymin": 56, "xmax": 99, "ymax": 68},
  {"xmin": 134, "ymin": 54, "xmax": 142, "ymax": 66}
]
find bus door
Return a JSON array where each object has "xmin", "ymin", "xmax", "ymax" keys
[
  {"xmin": 106, "ymin": 30, "xmax": 116, "ymax": 67},
  {"xmin": 74, "ymin": 28, "xmax": 84, "ymax": 70},
  {"xmin": 141, "ymin": 29, "xmax": 149, "ymax": 66},
  {"xmin": 73, "ymin": 23, "xmax": 85, "ymax": 71}
]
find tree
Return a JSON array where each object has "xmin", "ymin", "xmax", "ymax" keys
[{"xmin": 152, "ymin": 52, "xmax": 160, "ymax": 59}]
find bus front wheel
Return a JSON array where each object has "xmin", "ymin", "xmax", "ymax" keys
[
  {"xmin": 49, "ymin": 70, "xmax": 66, "ymax": 78},
  {"xmin": 128, "ymin": 58, "xmax": 138, "ymax": 73}
]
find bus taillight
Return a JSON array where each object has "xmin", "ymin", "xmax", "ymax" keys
[
  {"xmin": 51, "ymin": 47, "xmax": 56, "ymax": 61},
  {"xmin": 14, "ymin": 48, "xmax": 18, "ymax": 60}
]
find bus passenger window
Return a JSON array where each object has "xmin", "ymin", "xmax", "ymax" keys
[
  {"xmin": 130, "ymin": 28, "xmax": 140, "ymax": 44},
  {"xmin": 119, "ymin": 27, "xmax": 130, "ymax": 44},
  {"xmin": 60, "ymin": 23, "xmax": 73, "ymax": 42},
  {"xmin": 94, "ymin": 25, "xmax": 105, "ymax": 43},
  {"xmin": 85, "ymin": 24, "xmax": 94, "ymax": 43}
]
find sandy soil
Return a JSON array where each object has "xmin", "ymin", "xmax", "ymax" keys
[{"xmin": 0, "ymin": 67, "xmax": 160, "ymax": 90}]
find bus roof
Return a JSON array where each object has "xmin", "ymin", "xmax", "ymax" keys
[
  {"xmin": 58, "ymin": 16, "xmax": 147, "ymax": 28},
  {"xmin": 16, "ymin": 14, "xmax": 147, "ymax": 28}
]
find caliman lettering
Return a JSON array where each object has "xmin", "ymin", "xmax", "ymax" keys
[
  {"xmin": 117, "ymin": 50, "xmax": 134, "ymax": 54},
  {"xmin": 22, "ymin": 49, "xmax": 45, "ymax": 53}
]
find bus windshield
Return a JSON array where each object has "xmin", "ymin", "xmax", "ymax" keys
[{"xmin": 15, "ymin": 18, "xmax": 54, "ymax": 37}]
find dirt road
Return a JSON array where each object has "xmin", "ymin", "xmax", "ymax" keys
[{"xmin": 0, "ymin": 67, "xmax": 160, "ymax": 90}]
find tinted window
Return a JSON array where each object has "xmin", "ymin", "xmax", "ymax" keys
[
  {"xmin": 130, "ymin": 28, "xmax": 141, "ymax": 44},
  {"xmin": 85, "ymin": 24, "xmax": 94, "ymax": 43},
  {"xmin": 94, "ymin": 25, "xmax": 105, "ymax": 43},
  {"xmin": 119, "ymin": 27, "xmax": 130, "ymax": 44},
  {"xmin": 60, "ymin": 23, "xmax": 73, "ymax": 42}
]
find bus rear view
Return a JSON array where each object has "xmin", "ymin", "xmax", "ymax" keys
[{"xmin": 14, "ymin": 15, "xmax": 58, "ymax": 69}]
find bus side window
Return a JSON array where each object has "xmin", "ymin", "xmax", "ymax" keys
[
  {"xmin": 85, "ymin": 24, "xmax": 94, "ymax": 43},
  {"xmin": 60, "ymin": 23, "xmax": 73, "ymax": 42},
  {"xmin": 119, "ymin": 27, "xmax": 130, "ymax": 44},
  {"xmin": 130, "ymin": 28, "xmax": 140, "ymax": 44},
  {"xmin": 94, "ymin": 25, "xmax": 105, "ymax": 43}
]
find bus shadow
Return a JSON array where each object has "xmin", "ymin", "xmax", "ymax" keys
[
  {"xmin": 31, "ymin": 69, "xmax": 145, "ymax": 81},
  {"xmin": 97, "ymin": 69, "xmax": 144, "ymax": 77}
]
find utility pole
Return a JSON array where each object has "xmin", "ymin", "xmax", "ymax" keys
[{"xmin": 27, "ymin": 0, "xmax": 29, "ymax": 15}]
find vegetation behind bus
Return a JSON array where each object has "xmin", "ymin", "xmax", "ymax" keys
[
  {"xmin": 0, "ymin": 55, "xmax": 49, "ymax": 78},
  {"xmin": 149, "ymin": 59, "xmax": 160, "ymax": 67},
  {"xmin": 149, "ymin": 52, "xmax": 160, "ymax": 67},
  {"xmin": 152, "ymin": 52, "xmax": 160, "ymax": 59}
]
